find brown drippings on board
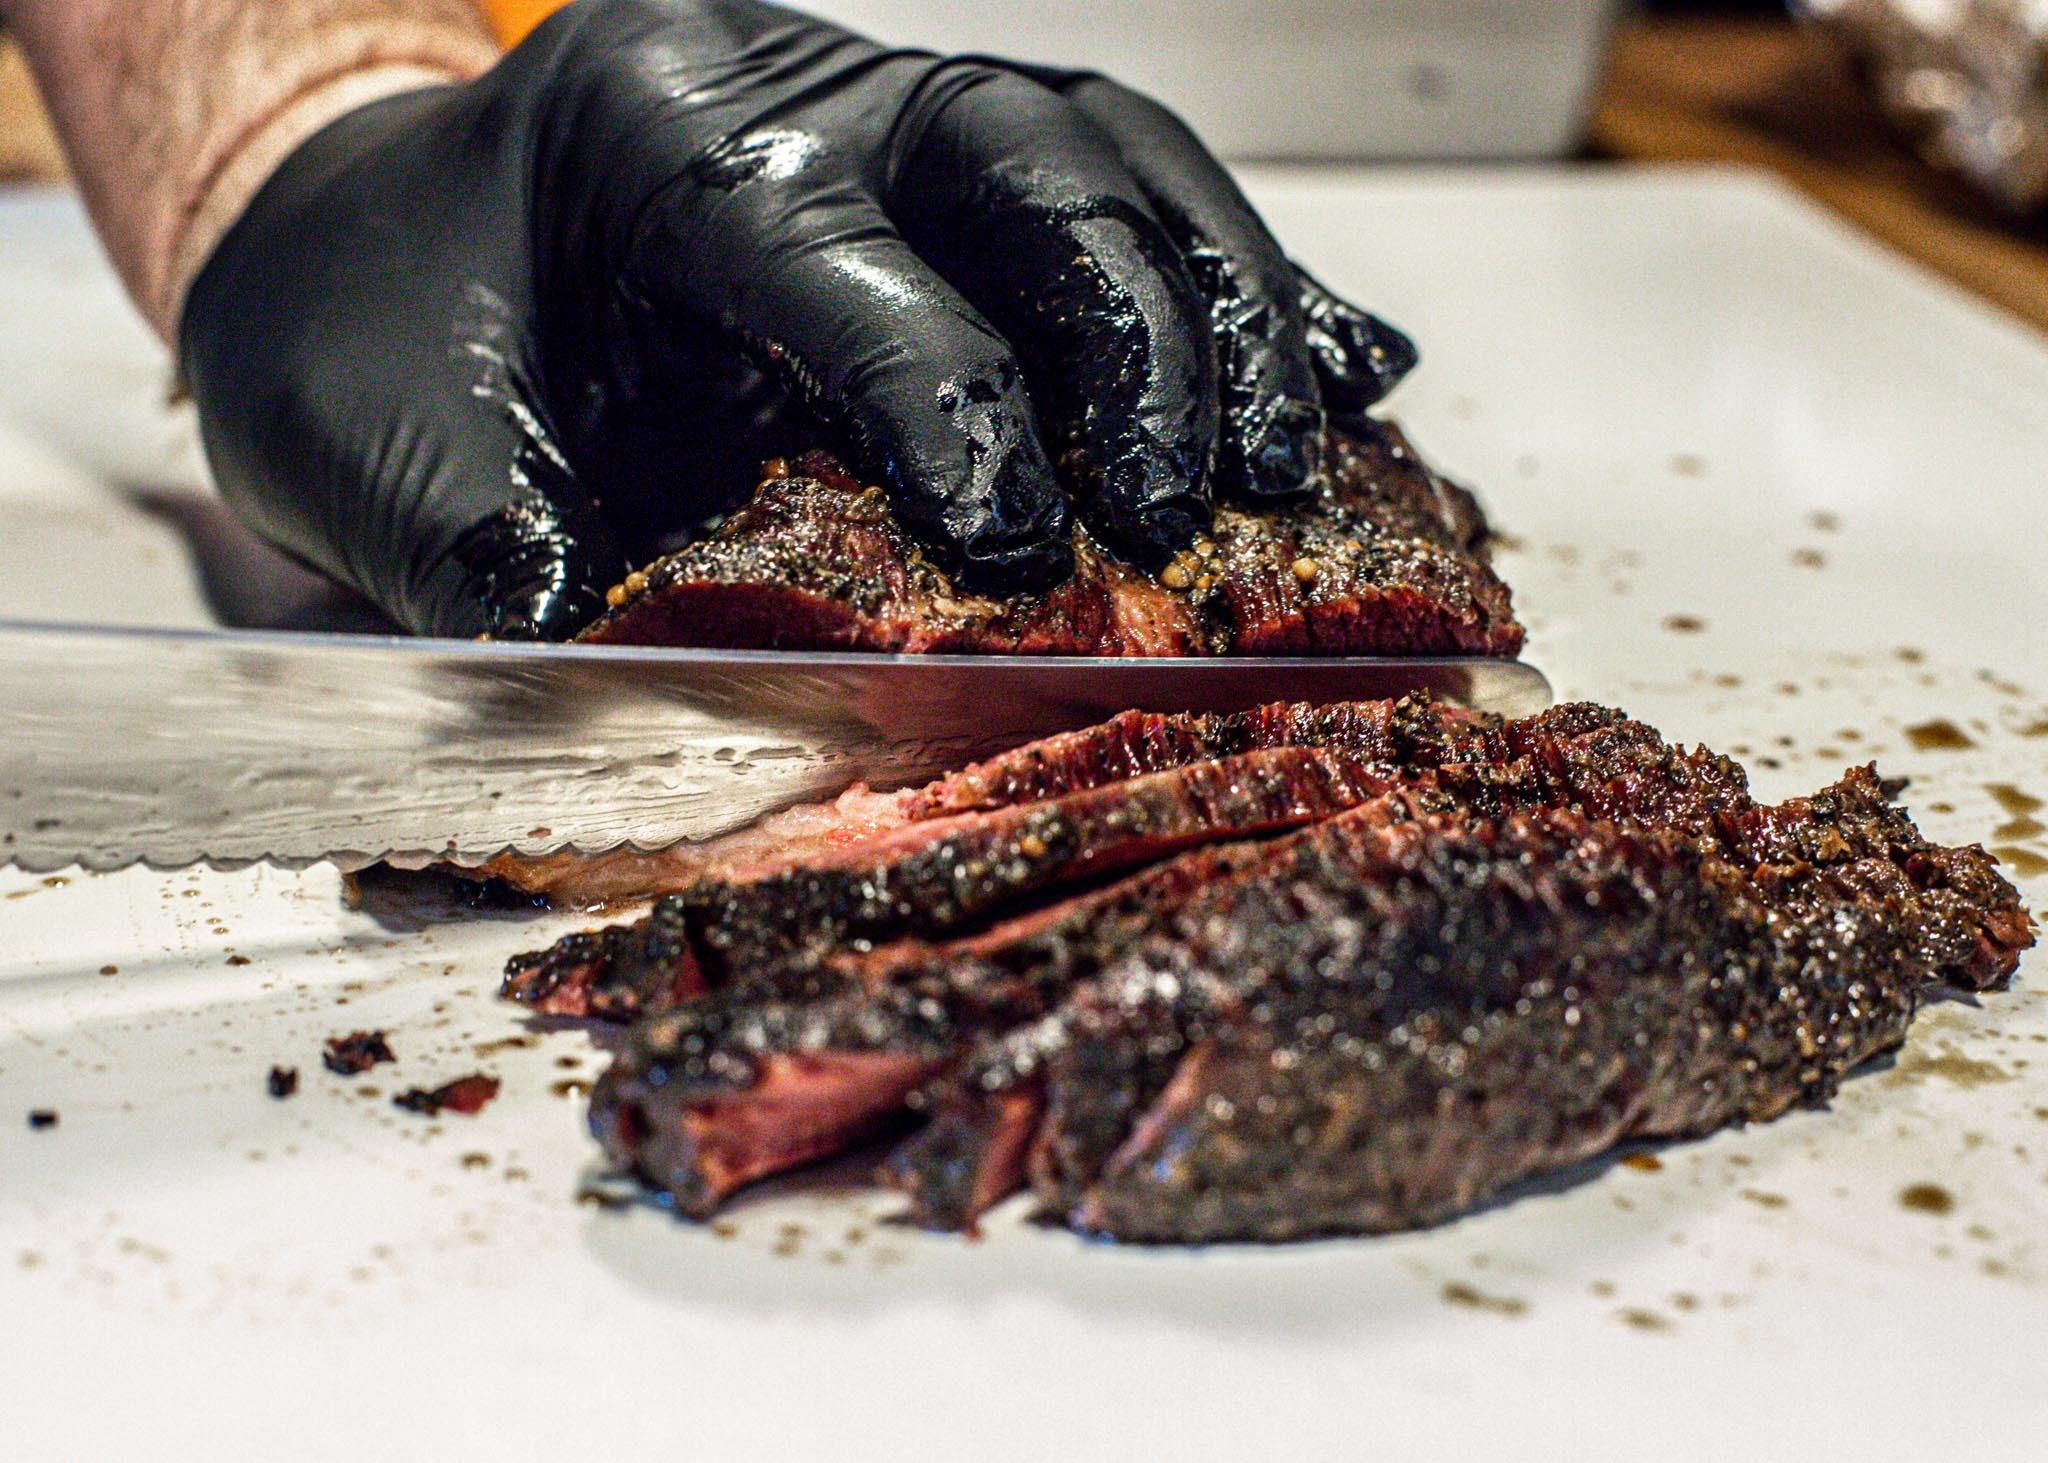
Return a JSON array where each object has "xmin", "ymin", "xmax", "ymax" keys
[
  {"xmin": 1441, "ymin": 1281, "xmax": 1528, "ymax": 1318},
  {"xmin": 1790, "ymin": 548, "xmax": 1826, "ymax": 570},
  {"xmin": 1738, "ymin": 1189, "xmax": 1788, "ymax": 1209},
  {"xmin": 1905, "ymin": 720, "xmax": 1975, "ymax": 751},
  {"xmin": 1619, "ymin": 1153, "xmax": 1664, "ymax": 1172},
  {"xmin": 1988, "ymin": 784, "xmax": 2044, "ymax": 817},
  {"xmin": 1992, "ymin": 816, "xmax": 2045, "ymax": 841},
  {"xmin": 1661, "ymin": 614, "xmax": 1706, "ymax": 634},
  {"xmin": 266, "ymin": 1066, "xmax": 298, "ymax": 1099},
  {"xmin": 1899, "ymin": 1183, "xmax": 1956, "ymax": 1216},
  {"xmin": 1807, "ymin": 511, "xmax": 1841, "ymax": 533},
  {"xmin": 1993, "ymin": 848, "xmax": 2048, "ymax": 878},
  {"xmin": 1890, "ymin": 1041, "xmax": 2012, "ymax": 1090},
  {"xmin": 474, "ymin": 1035, "xmax": 538, "ymax": 1057},
  {"xmin": 1619, "ymin": 1308, "xmax": 1673, "ymax": 1333},
  {"xmin": 551, "ymin": 1078, "xmax": 592, "ymax": 1100}
]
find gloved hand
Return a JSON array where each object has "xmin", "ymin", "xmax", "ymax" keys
[{"xmin": 180, "ymin": 0, "xmax": 1416, "ymax": 639}]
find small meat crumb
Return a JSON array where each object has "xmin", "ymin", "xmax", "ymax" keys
[
  {"xmin": 393, "ymin": 1073, "xmax": 501, "ymax": 1117},
  {"xmin": 267, "ymin": 1066, "xmax": 299, "ymax": 1100},
  {"xmin": 27, "ymin": 1109, "xmax": 57, "ymax": 1131},
  {"xmin": 322, "ymin": 1030, "xmax": 395, "ymax": 1076}
]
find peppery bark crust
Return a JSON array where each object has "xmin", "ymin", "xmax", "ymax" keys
[
  {"xmin": 576, "ymin": 425, "xmax": 1523, "ymax": 659},
  {"xmin": 500, "ymin": 696, "xmax": 2034, "ymax": 1243}
]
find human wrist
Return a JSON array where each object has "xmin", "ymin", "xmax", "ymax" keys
[
  {"xmin": 160, "ymin": 28, "xmax": 500, "ymax": 340},
  {"xmin": 4, "ymin": 1, "xmax": 503, "ymax": 343},
  {"xmin": 161, "ymin": 55, "xmax": 488, "ymax": 339}
]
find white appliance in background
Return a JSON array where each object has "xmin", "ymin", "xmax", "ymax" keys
[{"xmin": 805, "ymin": 0, "xmax": 1629, "ymax": 159}]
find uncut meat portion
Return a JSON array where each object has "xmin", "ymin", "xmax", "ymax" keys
[
  {"xmin": 577, "ymin": 424, "xmax": 1522, "ymax": 659},
  {"xmin": 501, "ymin": 697, "xmax": 2032, "ymax": 1243}
]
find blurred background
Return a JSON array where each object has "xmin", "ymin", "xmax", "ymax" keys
[{"xmin": 6, "ymin": 1, "xmax": 2044, "ymax": 330}]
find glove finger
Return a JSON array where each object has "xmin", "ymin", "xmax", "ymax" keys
[
  {"xmin": 1013, "ymin": 69, "xmax": 1326, "ymax": 504},
  {"xmin": 885, "ymin": 65, "xmax": 1219, "ymax": 567},
  {"xmin": 625, "ymin": 177, "xmax": 1072, "ymax": 595},
  {"xmin": 1296, "ymin": 264, "xmax": 1419, "ymax": 422}
]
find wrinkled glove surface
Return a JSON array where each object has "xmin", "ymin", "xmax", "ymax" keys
[{"xmin": 181, "ymin": 0, "xmax": 1415, "ymax": 638}]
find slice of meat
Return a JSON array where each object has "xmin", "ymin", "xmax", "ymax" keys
[
  {"xmin": 498, "ymin": 695, "xmax": 1752, "ymax": 1004},
  {"xmin": 940, "ymin": 806, "xmax": 1941, "ymax": 1241},
  {"xmin": 579, "ymin": 424, "xmax": 1523, "ymax": 659},
  {"xmin": 931, "ymin": 771, "xmax": 2034, "ymax": 1241},
  {"xmin": 501, "ymin": 900, "xmax": 708, "ymax": 1020},
  {"xmin": 392, "ymin": 1074, "xmax": 502, "ymax": 1118},
  {"xmin": 590, "ymin": 1014, "xmax": 952, "ymax": 1218},
  {"xmin": 506, "ymin": 744, "xmax": 1413, "ymax": 1010},
  {"xmin": 584, "ymin": 826, "xmax": 1386, "ymax": 1207},
  {"xmin": 903, "ymin": 695, "xmax": 1511, "ymax": 819},
  {"xmin": 584, "ymin": 753, "xmax": 2030, "ymax": 1236},
  {"xmin": 468, "ymin": 783, "xmax": 914, "ymax": 911},
  {"xmin": 475, "ymin": 694, "xmax": 1516, "ymax": 908}
]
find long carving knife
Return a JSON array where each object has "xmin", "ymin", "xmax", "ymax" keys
[{"xmin": 0, "ymin": 620, "xmax": 1552, "ymax": 874}]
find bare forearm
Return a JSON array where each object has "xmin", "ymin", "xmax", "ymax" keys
[{"xmin": 1, "ymin": 0, "xmax": 500, "ymax": 340}]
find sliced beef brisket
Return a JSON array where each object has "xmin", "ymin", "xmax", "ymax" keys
[{"xmin": 500, "ymin": 697, "xmax": 2031, "ymax": 1243}]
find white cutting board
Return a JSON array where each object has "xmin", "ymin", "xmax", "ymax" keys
[{"xmin": 1, "ymin": 169, "xmax": 2045, "ymax": 1460}]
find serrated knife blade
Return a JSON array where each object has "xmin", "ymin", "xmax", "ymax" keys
[{"xmin": 0, "ymin": 620, "xmax": 1551, "ymax": 874}]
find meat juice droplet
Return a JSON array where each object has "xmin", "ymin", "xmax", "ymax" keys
[
  {"xmin": 1898, "ymin": 1183, "xmax": 1956, "ymax": 1216},
  {"xmin": 1905, "ymin": 720, "xmax": 1975, "ymax": 751},
  {"xmin": 1993, "ymin": 848, "xmax": 2048, "ymax": 878},
  {"xmin": 1987, "ymin": 784, "xmax": 2043, "ymax": 817}
]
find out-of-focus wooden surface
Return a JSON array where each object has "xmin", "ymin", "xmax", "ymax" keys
[
  {"xmin": 1590, "ymin": 15, "xmax": 2048, "ymax": 334},
  {"xmin": 0, "ymin": 36, "xmax": 63, "ymax": 184},
  {"xmin": 7, "ymin": 14, "xmax": 2048, "ymax": 332}
]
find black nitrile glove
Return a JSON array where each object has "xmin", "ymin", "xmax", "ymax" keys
[{"xmin": 180, "ymin": 0, "xmax": 1417, "ymax": 640}]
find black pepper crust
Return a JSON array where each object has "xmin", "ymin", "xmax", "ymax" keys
[
  {"xmin": 511, "ymin": 695, "xmax": 2032, "ymax": 1243},
  {"xmin": 977, "ymin": 805, "xmax": 1930, "ymax": 1243},
  {"xmin": 575, "ymin": 424, "xmax": 1523, "ymax": 658}
]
